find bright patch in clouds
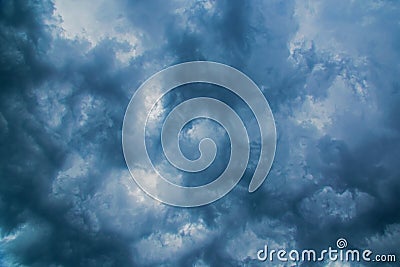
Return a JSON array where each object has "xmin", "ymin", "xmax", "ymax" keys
[{"xmin": 53, "ymin": 0, "xmax": 141, "ymax": 63}]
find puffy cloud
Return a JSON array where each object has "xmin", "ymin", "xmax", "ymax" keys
[{"xmin": 1, "ymin": 0, "xmax": 399, "ymax": 266}]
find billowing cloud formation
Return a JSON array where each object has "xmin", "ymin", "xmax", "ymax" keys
[{"xmin": 1, "ymin": 0, "xmax": 399, "ymax": 266}]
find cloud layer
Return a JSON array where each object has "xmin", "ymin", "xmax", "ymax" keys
[{"xmin": 1, "ymin": 0, "xmax": 399, "ymax": 266}]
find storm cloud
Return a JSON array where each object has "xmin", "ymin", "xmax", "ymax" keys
[{"xmin": 1, "ymin": 0, "xmax": 399, "ymax": 266}]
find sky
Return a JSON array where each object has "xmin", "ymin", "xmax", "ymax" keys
[{"xmin": 0, "ymin": 0, "xmax": 399, "ymax": 266}]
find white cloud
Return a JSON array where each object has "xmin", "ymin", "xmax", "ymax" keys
[
  {"xmin": 53, "ymin": 0, "xmax": 142, "ymax": 63},
  {"xmin": 134, "ymin": 217, "xmax": 216, "ymax": 264},
  {"xmin": 226, "ymin": 217, "xmax": 296, "ymax": 263},
  {"xmin": 300, "ymin": 187, "xmax": 375, "ymax": 224}
]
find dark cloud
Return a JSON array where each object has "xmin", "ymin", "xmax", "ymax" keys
[{"xmin": 1, "ymin": 0, "xmax": 399, "ymax": 266}]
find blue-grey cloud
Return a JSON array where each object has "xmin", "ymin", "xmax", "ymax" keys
[{"xmin": 1, "ymin": 0, "xmax": 399, "ymax": 266}]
